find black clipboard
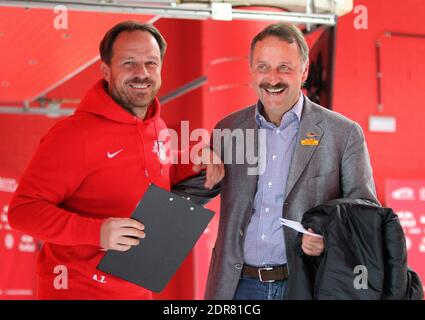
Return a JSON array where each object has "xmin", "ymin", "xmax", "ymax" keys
[{"xmin": 97, "ymin": 184, "xmax": 214, "ymax": 292}]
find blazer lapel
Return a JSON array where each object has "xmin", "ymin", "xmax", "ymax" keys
[
  {"xmin": 236, "ymin": 106, "xmax": 259, "ymax": 204},
  {"xmin": 284, "ymin": 98, "xmax": 324, "ymax": 200}
]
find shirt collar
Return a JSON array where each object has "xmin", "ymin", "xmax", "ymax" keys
[{"xmin": 255, "ymin": 93, "xmax": 304, "ymax": 129}]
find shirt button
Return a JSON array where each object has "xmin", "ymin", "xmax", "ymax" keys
[
  {"xmin": 239, "ymin": 229, "xmax": 244, "ymax": 237},
  {"xmin": 265, "ymin": 207, "xmax": 270, "ymax": 213},
  {"xmin": 276, "ymin": 129, "xmax": 280, "ymax": 134},
  {"xmin": 268, "ymin": 181, "xmax": 272, "ymax": 187},
  {"xmin": 261, "ymin": 234, "xmax": 266, "ymax": 241},
  {"xmin": 272, "ymin": 155, "xmax": 277, "ymax": 160},
  {"xmin": 235, "ymin": 263, "xmax": 243, "ymax": 270}
]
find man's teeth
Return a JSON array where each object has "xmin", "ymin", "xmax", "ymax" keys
[
  {"xmin": 129, "ymin": 84, "xmax": 149, "ymax": 89},
  {"xmin": 265, "ymin": 88, "xmax": 285, "ymax": 93}
]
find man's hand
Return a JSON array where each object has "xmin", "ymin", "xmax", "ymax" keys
[
  {"xmin": 301, "ymin": 228, "xmax": 324, "ymax": 256},
  {"xmin": 192, "ymin": 146, "xmax": 225, "ymax": 190},
  {"xmin": 100, "ymin": 217, "xmax": 145, "ymax": 251}
]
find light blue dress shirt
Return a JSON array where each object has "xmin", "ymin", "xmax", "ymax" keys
[{"xmin": 243, "ymin": 94, "xmax": 304, "ymax": 266}]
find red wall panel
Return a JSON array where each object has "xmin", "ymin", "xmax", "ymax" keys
[
  {"xmin": 0, "ymin": 114, "xmax": 61, "ymax": 299},
  {"xmin": 334, "ymin": 0, "xmax": 425, "ymax": 202}
]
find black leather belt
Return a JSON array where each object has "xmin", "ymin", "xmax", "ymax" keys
[{"xmin": 242, "ymin": 264, "xmax": 289, "ymax": 282}]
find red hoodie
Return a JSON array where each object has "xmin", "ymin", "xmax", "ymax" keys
[{"xmin": 8, "ymin": 80, "xmax": 197, "ymax": 299}]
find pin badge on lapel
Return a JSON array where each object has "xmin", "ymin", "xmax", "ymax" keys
[
  {"xmin": 306, "ymin": 132, "xmax": 320, "ymax": 138},
  {"xmin": 301, "ymin": 132, "xmax": 320, "ymax": 146},
  {"xmin": 301, "ymin": 139, "xmax": 319, "ymax": 146}
]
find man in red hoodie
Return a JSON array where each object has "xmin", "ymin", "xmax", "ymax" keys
[{"xmin": 7, "ymin": 21, "xmax": 224, "ymax": 299}]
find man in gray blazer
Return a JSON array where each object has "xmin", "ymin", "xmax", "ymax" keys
[{"xmin": 173, "ymin": 23, "xmax": 379, "ymax": 300}]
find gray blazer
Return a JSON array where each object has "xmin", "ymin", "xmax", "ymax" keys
[{"xmin": 172, "ymin": 96, "xmax": 379, "ymax": 300}]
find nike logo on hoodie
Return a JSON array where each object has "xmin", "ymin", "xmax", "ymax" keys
[{"xmin": 107, "ymin": 149, "xmax": 123, "ymax": 158}]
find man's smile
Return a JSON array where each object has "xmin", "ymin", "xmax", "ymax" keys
[
  {"xmin": 264, "ymin": 87, "xmax": 287, "ymax": 95},
  {"xmin": 128, "ymin": 83, "xmax": 151, "ymax": 90}
]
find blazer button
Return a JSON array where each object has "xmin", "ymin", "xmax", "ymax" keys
[{"xmin": 235, "ymin": 263, "xmax": 243, "ymax": 270}]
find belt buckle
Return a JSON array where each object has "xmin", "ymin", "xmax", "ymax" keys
[{"xmin": 258, "ymin": 267, "xmax": 274, "ymax": 283}]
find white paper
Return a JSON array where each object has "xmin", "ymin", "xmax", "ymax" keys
[{"xmin": 280, "ymin": 218, "xmax": 323, "ymax": 238}]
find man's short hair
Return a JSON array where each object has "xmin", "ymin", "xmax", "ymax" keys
[
  {"xmin": 99, "ymin": 20, "xmax": 167, "ymax": 65},
  {"xmin": 250, "ymin": 23, "xmax": 309, "ymax": 66}
]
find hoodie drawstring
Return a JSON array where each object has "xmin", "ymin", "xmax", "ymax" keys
[
  {"xmin": 135, "ymin": 116, "xmax": 149, "ymax": 177},
  {"xmin": 137, "ymin": 116, "xmax": 164, "ymax": 178},
  {"xmin": 153, "ymin": 121, "xmax": 165, "ymax": 176}
]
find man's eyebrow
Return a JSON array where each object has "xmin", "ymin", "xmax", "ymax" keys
[
  {"xmin": 118, "ymin": 55, "xmax": 160, "ymax": 61},
  {"xmin": 253, "ymin": 60, "xmax": 293, "ymax": 65},
  {"xmin": 117, "ymin": 56, "xmax": 135, "ymax": 61}
]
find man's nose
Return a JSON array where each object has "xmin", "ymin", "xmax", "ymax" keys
[
  {"xmin": 134, "ymin": 64, "xmax": 149, "ymax": 77},
  {"xmin": 267, "ymin": 69, "xmax": 281, "ymax": 84}
]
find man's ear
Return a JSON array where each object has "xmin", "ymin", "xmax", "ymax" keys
[
  {"xmin": 101, "ymin": 62, "xmax": 111, "ymax": 83},
  {"xmin": 301, "ymin": 61, "xmax": 309, "ymax": 83}
]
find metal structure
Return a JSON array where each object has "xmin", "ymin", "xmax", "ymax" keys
[{"xmin": 1, "ymin": 0, "xmax": 353, "ymax": 25}]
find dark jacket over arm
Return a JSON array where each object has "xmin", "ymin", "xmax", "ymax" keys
[{"xmin": 284, "ymin": 198, "xmax": 423, "ymax": 300}]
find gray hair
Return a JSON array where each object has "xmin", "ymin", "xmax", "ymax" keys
[{"xmin": 250, "ymin": 23, "xmax": 309, "ymax": 67}]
